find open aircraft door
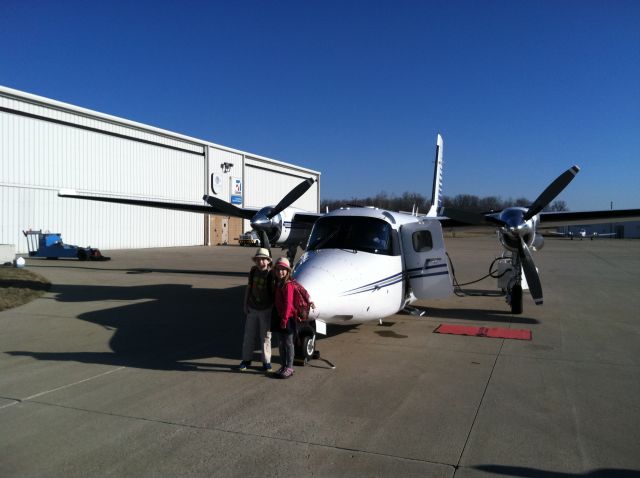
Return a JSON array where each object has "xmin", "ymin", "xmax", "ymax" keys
[{"xmin": 400, "ymin": 220, "xmax": 452, "ymax": 299}]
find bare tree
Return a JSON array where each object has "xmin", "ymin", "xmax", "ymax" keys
[
  {"xmin": 545, "ymin": 200, "xmax": 568, "ymax": 212},
  {"xmin": 322, "ymin": 192, "xmax": 571, "ymax": 214}
]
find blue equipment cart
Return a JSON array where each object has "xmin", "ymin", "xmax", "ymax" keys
[{"xmin": 23, "ymin": 230, "xmax": 110, "ymax": 261}]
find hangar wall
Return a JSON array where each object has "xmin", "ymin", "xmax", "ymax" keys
[
  {"xmin": 244, "ymin": 156, "xmax": 319, "ymax": 211},
  {"xmin": 0, "ymin": 86, "xmax": 320, "ymax": 254}
]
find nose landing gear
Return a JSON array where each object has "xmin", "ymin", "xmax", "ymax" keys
[{"xmin": 294, "ymin": 322, "xmax": 334, "ymax": 368}]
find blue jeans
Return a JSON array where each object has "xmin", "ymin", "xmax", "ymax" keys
[{"xmin": 278, "ymin": 328, "xmax": 295, "ymax": 368}]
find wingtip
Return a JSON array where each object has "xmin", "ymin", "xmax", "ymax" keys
[{"xmin": 58, "ymin": 188, "xmax": 77, "ymax": 197}]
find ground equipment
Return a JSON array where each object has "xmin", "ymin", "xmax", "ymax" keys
[
  {"xmin": 23, "ymin": 230, "xmax": 110, "ymax": 261},
  {"xmin": 238, "ymin": 230, "xmax": 260, "ymax": 246}
]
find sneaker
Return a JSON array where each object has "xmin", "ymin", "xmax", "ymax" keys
[
  {"xmin": 274, "ymin": 366, "xmax": 285, "ymax": 376},
  {"xmin": 238, "ymin": 361, "xmax": 250, "ymax": 371},
  {"xmin": 280, "ymin": 367, "xmax": 294, "ymax": 379},
  {"xmin": 262, "ymin": 363, "xmax": 272, "ymax": 372}
]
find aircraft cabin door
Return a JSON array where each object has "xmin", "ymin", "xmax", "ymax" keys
[{"xmin": 400, "ymin": 220, "xmax": 452, "ymax": 300}]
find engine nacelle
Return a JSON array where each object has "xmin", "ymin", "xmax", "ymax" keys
[
  {"xmin": 496, "ymin": 208, "xmax": 541, "ymax": 253},
  {"xmin": 250, "ymin": 206, "xmax": 314, "ymax": 248}
]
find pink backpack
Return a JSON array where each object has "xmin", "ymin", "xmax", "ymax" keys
[{"xmin": 290, "ymin": 279, "xmax": 311, "ymax": 323}]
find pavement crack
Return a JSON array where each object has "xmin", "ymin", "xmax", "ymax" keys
[
  {"xmin": 18, "ymin": 398, "xmax": 457, "ymax": 468},
  {"xmin": 455, "ymin": 336, "xmax": 505, "ymax": 468},
  {"xmin": 0, "ymin": 367, "xmax": 127, "ymax": 411}
]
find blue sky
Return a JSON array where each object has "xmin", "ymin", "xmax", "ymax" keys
[{"xmin": 1, "ymin": 0, "xmax": 638, "ymax": 210}]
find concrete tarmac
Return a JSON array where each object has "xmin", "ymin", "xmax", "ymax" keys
[{"xmin": 1, "ymin": 237, "xmax": 639, "ymax": 477}]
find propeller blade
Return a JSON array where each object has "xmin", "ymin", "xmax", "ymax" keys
[
  {"xmin": 268, "ymin": 178, "xmax": 315, "ymax": 218},
  {"xmin": 202, "ymin": 195, "xmax": 255, "ymax": 220},
  {"xmin": 441, "ymin": 207, "xmax": 507, "ymax": 227},
  {"xmin": 518, "ymin": 237, "xmax": 543, "ymax": 305},
  {"xmin": 524, "ymin": 165, "xmax": 580, "ymax": 221},
  {"xmin": 258, "ymin": 230, "xmax": 271, "ymax": 251}
]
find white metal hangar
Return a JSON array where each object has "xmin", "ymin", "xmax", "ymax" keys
[{"xmin": 0, "ymin": 85, "xmax": 320, "ymax": 255}]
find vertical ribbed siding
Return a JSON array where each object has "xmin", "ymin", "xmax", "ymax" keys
[
  {"xmin": 244, "ymin": 166, "xmax": 319, "ymax": 213},
  {"xmin": 4, "ymin": 187, "xmax": 202, "ymax": 252},
  {"xmin": 1, "ymin": 95, "xmax": 204, "ymax": 253},
  {"xmin": 1, "ymin": 86, "xmax": 321, "ymax": 253},
  {"xmin": 2, "ymin": 109, "xmax": 203, "ymax": 199}
]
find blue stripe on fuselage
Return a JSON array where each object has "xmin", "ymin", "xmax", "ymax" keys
[
  {"xmin": 340, "ymin": 272, "xmax": 404, "ymax": 296},
  {"xmin": 339, "ymin": 263, "xmax": 449, "ymax": 297}
]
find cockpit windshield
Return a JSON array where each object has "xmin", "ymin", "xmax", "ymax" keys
[{"xmin": 307, "ymin": 216, "xmax": 393, "ymax": 255}]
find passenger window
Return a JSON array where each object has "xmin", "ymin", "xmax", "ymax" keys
[{"xmin": 412, "ymin": 230, "xmax": 433, "ymax": 252}]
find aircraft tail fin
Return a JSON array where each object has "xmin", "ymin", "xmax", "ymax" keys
[{"xmin": 426, "ymin": 134, "xmax": 444, "ymax": 217}]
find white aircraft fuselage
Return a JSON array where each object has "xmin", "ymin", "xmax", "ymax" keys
[{"xmin": 293, "ymin": 206, "xmax": 453, "ymax": 325}]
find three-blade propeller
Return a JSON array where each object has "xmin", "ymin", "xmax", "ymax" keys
[
  {"xmin": 441, "ymin": 165, "xmax": 580, "ymax": 306},
  {"xmin": 203, "ymin": 177, "xmax": 315, "ymax": 252}
]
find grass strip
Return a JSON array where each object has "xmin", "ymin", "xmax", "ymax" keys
[{"xmin": 0, "ymin": 266, "xmax": 51, "ymax": 311}]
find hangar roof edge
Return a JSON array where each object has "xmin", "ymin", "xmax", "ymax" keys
[{"xmin": 0, "ymin": 84, "xmax": 320, "ymax": 177}]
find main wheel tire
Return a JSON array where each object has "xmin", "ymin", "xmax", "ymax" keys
[
  {"xmin": 77, "ymin": 249, "xmax": 88, "ymax": 261},
  {"xmin": 510, "ymin": 284, "xmax": 523, "ymax": 314}
]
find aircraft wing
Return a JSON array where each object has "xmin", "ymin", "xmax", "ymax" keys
[
  {"xmin": 435, "ymin": 214, "xmax": 495, "ymax": 230},
  {"xmin": 58, "ymin": 189, "xmax": 258, "ymax": 216},
  {"xmin": 538, "ymin": 208, "xmax": 640, "ymax": 227},
  {"xmin": 291, "ymin": 212, "xmax": 323, "ymax": 224},
  {"xmin": 437, "ymin": 207, "xmax": 640, "ymax": 231}
]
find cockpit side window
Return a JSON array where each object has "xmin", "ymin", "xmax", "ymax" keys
[
  {"xmin": 411, "ymin": 230, "xmax": 433, "ymax": 252},
  {"xmin": 307, "ymin": 216, "xmax": 395, "ymax": 255}
]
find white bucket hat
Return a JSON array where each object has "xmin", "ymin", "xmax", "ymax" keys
[{"xmin": 253, "ymin": 248, "xmax": 272, "ymax": 261}]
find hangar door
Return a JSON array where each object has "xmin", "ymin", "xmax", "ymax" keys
[{"xmin": 210, "ymin": 215, "xmax": 238, "ymax": 245}]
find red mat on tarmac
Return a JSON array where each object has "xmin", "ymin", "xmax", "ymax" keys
[{"xmin": 434, "ymin": 324, "xmax": 532, "ymax": 340}]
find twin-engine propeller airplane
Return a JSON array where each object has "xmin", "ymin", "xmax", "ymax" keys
[{"xmin": 59, "ymin": 134, "xmax": 640, "ymax": 361}]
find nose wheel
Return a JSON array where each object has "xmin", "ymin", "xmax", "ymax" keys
[
  {"xmin": 507, "ymin": 283, "xmax": 523, "ymax": 314},
  {"xmin": 294, "ymin": 333, "xmax": 317, "ymax": 365},
  {"xmin": 294, "ymin": 324, "xmax": 317, "ymax": 365},
  {"xmin": 294, "ymin": 323, "xmax": 334, "ymax": 368},
  {"xmin": 302, "ymin": 334, "xmax": 316, "ymax": 361}
]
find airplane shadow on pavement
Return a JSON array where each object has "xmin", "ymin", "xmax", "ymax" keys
[
  {"xmin": 8, "ymin": 282, "xmax": 255, "ymax": 372},
  {"xmin": 8, "ymin": 280, "xmax": 354, "ymax": 372},
  {"xmin": 418, "ymin": 305, "xmax": 540, "ymax": 325},
  {"xmin": 7, "ymin": 280, "xmax": 537, "ymax": 371},
  {"xmin": 473, "ymin": 465, "xmax": 638, "ymax": 478}
]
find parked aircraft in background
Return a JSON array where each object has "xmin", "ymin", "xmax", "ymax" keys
[
  {"xmin": 59, "ymin": 135, "xmax": 640, "ymax": 361},
  {"xmin": 548, "ymin": 228, "xmax": 618, "ymax": 240}
]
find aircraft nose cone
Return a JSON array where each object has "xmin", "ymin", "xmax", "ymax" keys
[
  {"xmin": 293, "ymin": 258, "xmax": 337, "ymax": 320},
  {"xmin": 250, "ymin": 212, "xmax": 270, "ymax": 230},
  {"xmin": 251, "ymin": 206, "xmax": 279, "ymax": 232}
]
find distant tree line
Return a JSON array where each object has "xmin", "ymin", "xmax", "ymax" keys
[{"xmin": 320, "ymin": 192, "xmax": 569, "ymax": 214}]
